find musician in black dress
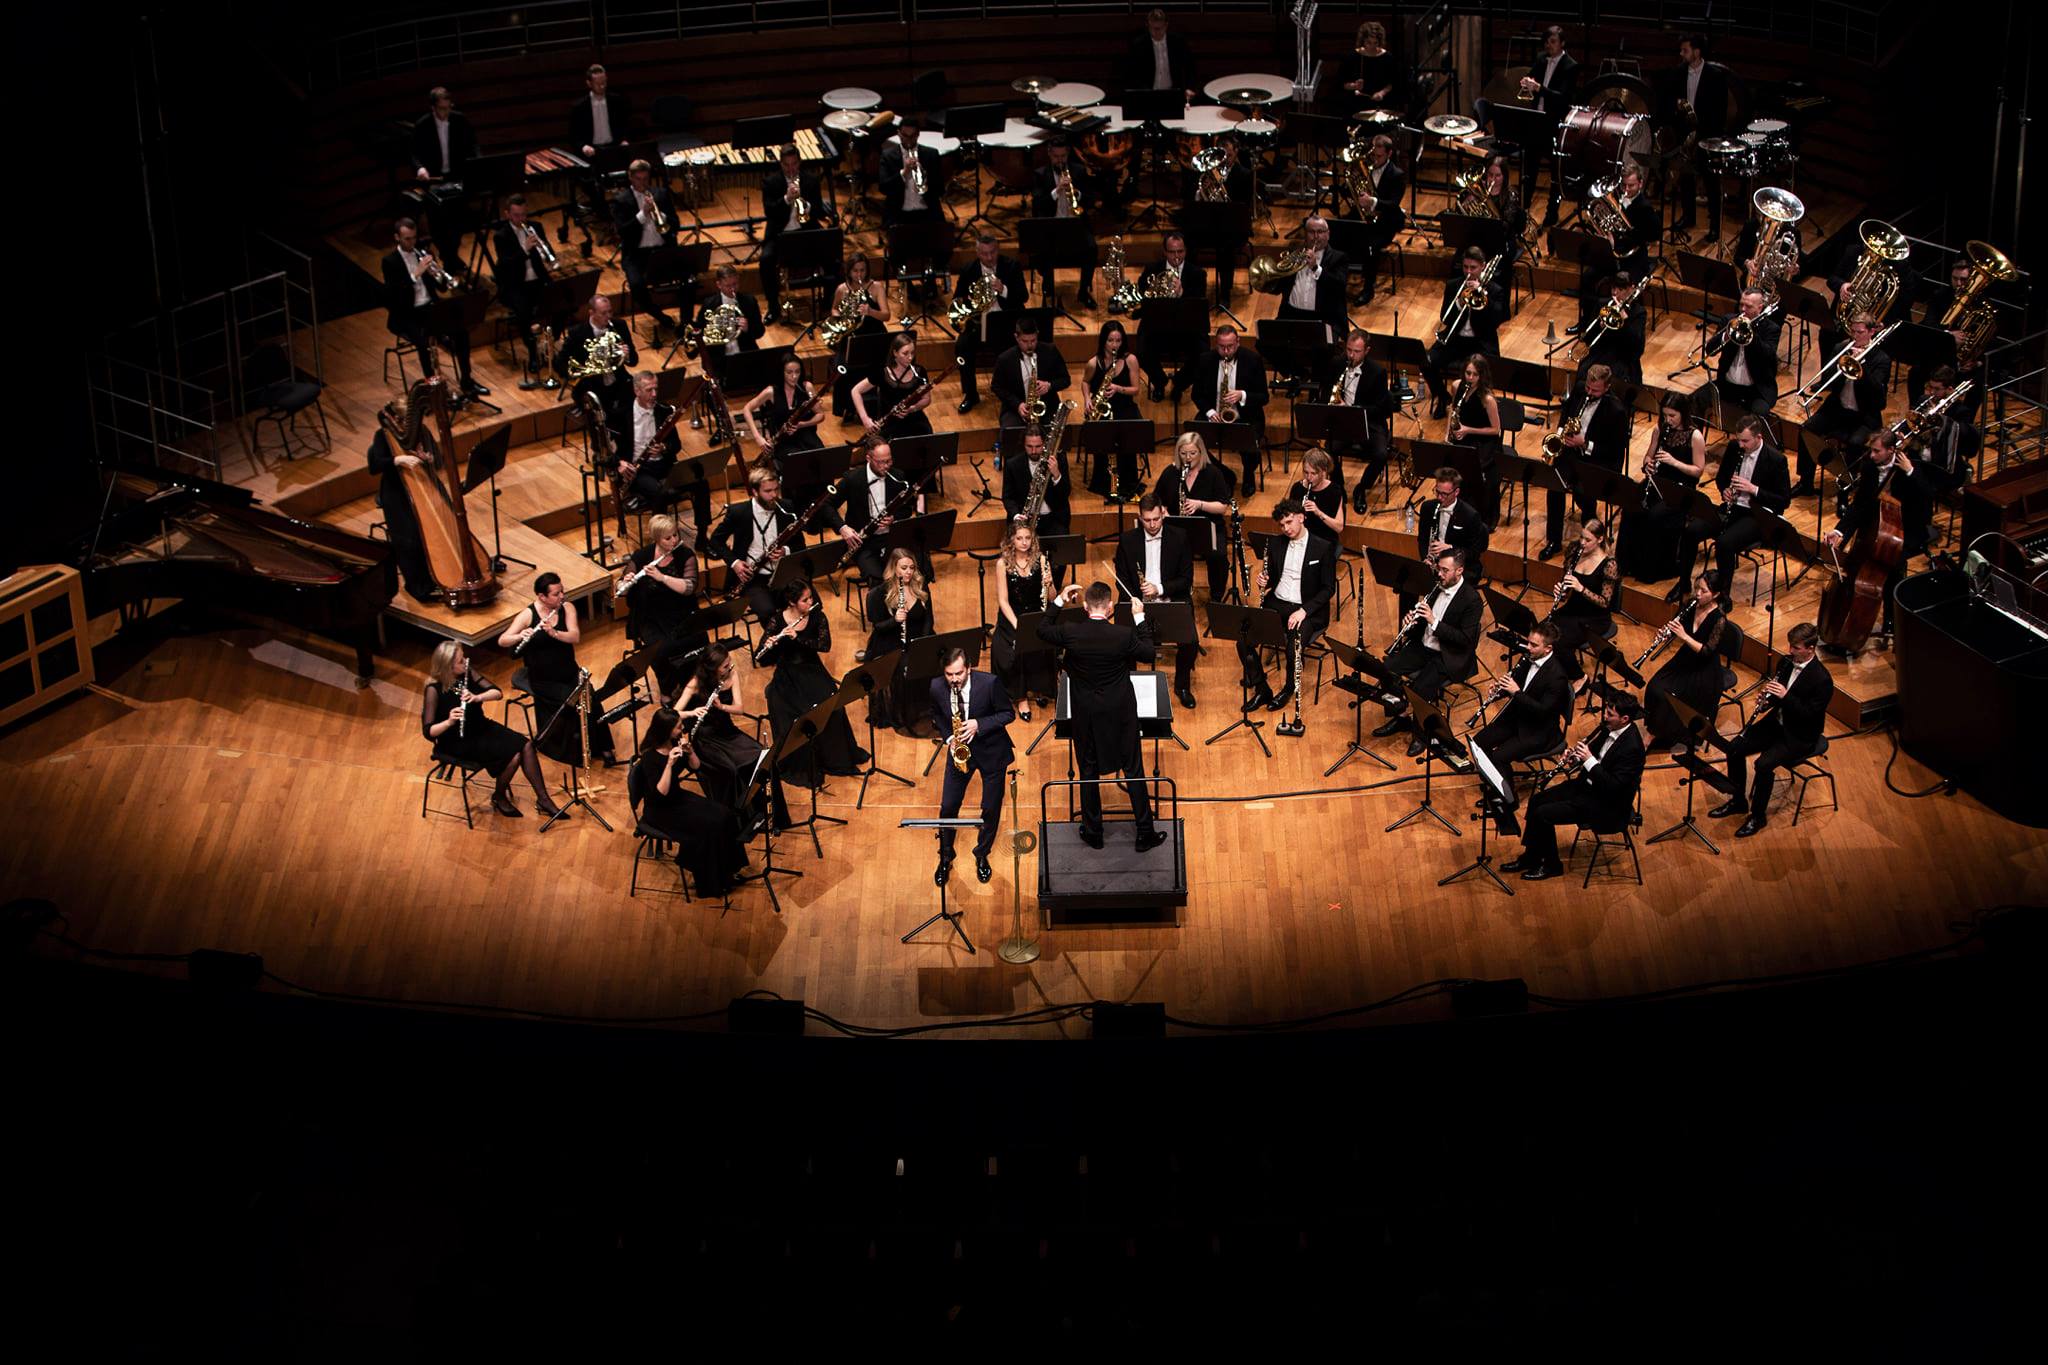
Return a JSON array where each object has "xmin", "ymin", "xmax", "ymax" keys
[
  {"xmin": 1003, "ymin": 428, "xmax": 1072, "ymax": 539},
  {"xmin": 1642, "ymin": 572, "xmax": 1728, "ymax": 750},
  {"xmin": 1676, "ymin": 416, "xmax": 1791, "ymax": 607},
  {"xmin": 953, "ymin": 235, "xmax": 1029, "ymax": 413},
  {"xmin": 675, "ymin": 642, "xmax": 785, "ymax": 830},
  {"xmin": 1425, "ymin": 249, "xmax": 1505, "ymax": 418},
  {"xmin": 1287, "ymin": 448, "xmax": 1346, "ymax": 540},
  {"xmin": 863, "ymin": 548, "xmax": 936, "ymax": 734},
  {"xmin": 1795, "ymin": 314, "xmax": 1890, "ymax": 499},
  {"xmin": 633, "ymin": 706, "xmax": 747, "ymax": 898},
  {"xmin": 1447, "ymin": 354, "xmax": 1506, "ymax": 529},
  {"xmin": 1470, "ymin": 621, "xmax": 1573, "ymax": 805},
  {"xmin": 993, "ymin": 317, "xmax": 1073, "ymax": 435},
  {"xmin": 1820, "ymin": 428, "xmax": 1929, "ymax": 646},
  {"xmin": 1704, "ymin": 288, "xmax": 1782, "ymax": 418},
  {"xmin": 828, "ymin": 255, "xmax": 890, "ymax": 421},
  {"xmin": 742, "ymin": 354, "xmax": 827, "ymax": 459},
  {"xmin": 1540, "ymin": 363, "xmax": 1630, "ymax": 559},
  {"xmin": 1320, "ymin": 329, "xmax": 1393, "ymax": 511},
  {"xmin": 497, "ymin": 572, "xmax": 618, "ymax": 766},
  {"xmin": 1344, "ymin": 135, "xmax": 1407, "ymax": 306},
  {"xmin": 1342, "ymin": 21, "xmax": 1400, "ymax": 107},
  {"xmin": 1031, "ymin": 141, "xmax": 1098, "ymax": 306},
  {"xmin": 1710, "ymin": 621, "xmax": 1833, "ymax": 838},
  {"xmin": 756, "ymin": 581, "xmax": 868, "ymax": 785},
  {"xmin": 1116, "ymin": 497, "xmax": 1200, "ymax": 707},
  {"xmin": 1578, "ymin": 272, "xmax": 1647, "ymax": 386},
  {"xmin": 491, "ymin": 194, "xmax": 555, "ymax": 387},
  {"xmin": 1549, "ymin": 517, "xmax": 1621, "ymax": 666},
  {"xmin": 1037, "ymin": 582, "xmax": 1168, "ymax": 852},
  {"xmin": 1239, "ymin": 499, "xmax": 1336, "ymax": 711},
  {"xmin": 1618, "ymin": 395, "xmax": 1707, "ymax": 584},
  {"xmin": 1156, "ymin": 431, "xmax": 1234, "ymax": 598},
  {"xmin": 930, "ymin": 647, "xmax": 1016, "ymax": 885},
  {"xmin": 621, "ymin": 514, "xmax": 704, "ymax": 702},
  {"xmin": 1137, "ymin": 233, "xmax": 1207, "ymax": 401},
  {"xmin": 994, "ymin": 523, "xmax": 1058, "ymax": 720},
  {"xmin": 609, "ymin": 159, "xmax": 679, "ymax": 333},
  {"xmin": 421, "ymin": 641, "xmax": 561, "ymax": 820},
  {"xmin": 556, "ymin": 293, "xmax": 637, "ymax": 426},
  {"xmin": 850, "ymin": 332, "xmax": 935, "ymax": 443},
  {"xmin": 1374, "ymin": 548, "xmax": 1483, "ymax": 758},
  {"xmin": 1191, "ymin": 325, "xmax": 1269, "ymax": 495},
  {"xmin": 382, "ymin": 218, "xmax": 482, "ymax": 402},
  {"xmin": 366, "ymin": 421, "xmax": 437, "ymax": 601},
  {"xmin": 760, "ymin": 144, "xmax": 825, "ymax": 319},
  {"xmin": 1085, "ymin": 321, "xmax": 1144, "ymax": 497},
  {"xmin": 1500, "ymin": 693, "xmax": 1646, "ymax": 881}
]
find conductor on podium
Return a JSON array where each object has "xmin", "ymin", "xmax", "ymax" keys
[{"xmin": 1037, "ymin": 582, "xmax": 1169, "ymax": 853}]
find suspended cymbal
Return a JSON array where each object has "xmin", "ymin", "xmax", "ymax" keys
[
  {"xmin": 1423, "ymin": 114, "xmax": 1479, "ymax": 137},
  {"xmin": 1012, "ymin": 76, "xmax": 1055, "ymax": 95}
]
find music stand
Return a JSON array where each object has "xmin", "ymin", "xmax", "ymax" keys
[
  {"xmin": 1647, "ymin": 696, "xmax": 1737, "ymax": 854},
  {"xmin": 536, "ymin": 269, "xmax": 604, "ymax": 390},
  {"xmin": 1385, "ymin": 682, "xmax": 1460, "ymax": 838},
  {"xmin": 1481, "ymin": 585, "xmax": 1540, "ymax": 660},
  {"xmin": 647, "ymin": 242, "xmax": 716, "ymax": 364},
  {"xmin": 420, "ymin": 290, "xmax": 502, "ymax": 416},
  {"xmin": 456, "ymin": 421, "xmax": 532, "ymax": 574},
  {"xmin": 1186, "ymin": 415, "xmax": 1262, "ymax": 501},
  {"xmin": 776, "ymin": 227, "xmax": 847, "ymax": 342},
  {"xmin": 1178, "ymin": 201, "xmax": 1254, "ymax": 325},
  {"xmin": 1017, "ymin": 216, "xmax": 1096, "ymax": 329},
  {"xmin": 834, "ymin": 647, "xmax": 912, "ymax": 806},
  {"xmin": 1139, "ymin": 293, "xmax": 1212, "ymax": 433},
  {"xmin": 1257, "ymin": 318, "xmax": 1335, "ymax": 401},
  {"xmin": 1487, "ymin": 103, "xmax": 1556, "ymax": 224},
  {"xmin": 945, "ymin": 101, "xmax": 1008, "ymax": 237},
  {"xmin": 1325, "ymin": 637, "xmax": 1399, "ymax": 774},
  {"xmin": 719, "ymin": 345, "xmax": 795, "ymax": 408},
  {"xmin": 1201, "ymin": 600, "xmax": 1283, "ymax": 757},
  {"xmin": 837, "ymin": 329, "xmax": 893, "ymax": 402},
  {"xmin": 1077, "ymin": 419, "xmax": 1155, "ymax": 531},
  {"xmin": 1293, "ymin": 402, "xmax": 1368, "ymax": 482},
  {"xmin": 652, "ymin": 449, "xmax": 725, "ymax": 541},
  {"xmin": 1136, "ymin": 599, "xmax": 1197, "ymax": 760},
  {"xmin": 883, "ymin": 508, "xmax": 958, "ymax": 581},
  {"xmin": 886, "ymin": 218, "xmax": 957, "ymax": 331},
  {"xmin": 906, "ymin": 626, "xmax": 988, "ymax": 775},
  {"xmin": 1443, "ymin": 739, "xmax": 1517, "ymax": 895},
  {"xmin": 767, "ymin": 539, "xmax": 851, "ymax": 600},
  {"xmin": 1574, "ymin": 461, "xmax": 1642, "ymax": 535},
  {"xmin": 1410, "ymin": 437, "xmax": 1482, "ymax": 512},
  {"xmin": 776, "ymin": 443, "xmax": 856, "ymax": 527},
  {"xmin": 888, "ymin": 431, "xmax": 959, "ymax": 495},
  {"xmin": 771, "ymin": 688, "xmax": 850, "ymax": 857},
  {"xmin": 897, "ymin": 816, "xmax": 983, "ymax": 950},
  {"xmin": 1122, "ymin": 88, "xmax": 1188, "ymax": 229},
  {"xmin": 1675, "ymin": 250, "xmax": 1744, "ymax": 307},
  {"xmin": 728, "ymin": 751, "xmax": 797, "ymax": 915},
  {"xmin": 1493, "ymin": 450, "xmax": 1558, "ymax": 590}
]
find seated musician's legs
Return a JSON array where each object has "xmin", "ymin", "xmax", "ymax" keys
[{"xmin": 1712, "ymin": 513, "xmax": 1766, "ymax": 601}]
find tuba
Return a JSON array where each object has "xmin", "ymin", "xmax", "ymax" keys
[
  {"xmin": 1582, "ymin": 177, "xmax": 1630, "ymax": 238},
  {"xmin": 1191, "ymin": 146, "xmax": 1231, "ymax": 202},
  {"xmin": 1941, "ymin": 240, "xmax": 2018, "ymax": 369},
  {"xmin": 1451, "ymin": 168, "xmax": 1498, "ymax": 218},
  {"xmin": 1745, "ymin": 186, "xmax": 1806, "ymax": 298},
  {"xmin": 1834, "ymin": 219, "xmax": 1911, "ymax": 322}
]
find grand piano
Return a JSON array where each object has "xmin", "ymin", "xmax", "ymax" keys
[{"xmin": 80, "ymin": 467, "xmax": 394, "ymax": 682}]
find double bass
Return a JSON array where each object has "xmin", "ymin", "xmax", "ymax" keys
[
  {"xmin": 1816, "ymin": 481, "xmax": 1903, "ymax": 650},
  {"xmin": 378, "ymin": 376, "xmax": 499, "ymax": 607}
]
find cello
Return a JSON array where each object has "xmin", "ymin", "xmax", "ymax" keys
[
  {"xmin": 1816, "ymin": 476, "xmax": 1903, "ymax": 651},
  {"xmin": 378, "ymin": 376, "xmax": 499, "ymax": 608}
]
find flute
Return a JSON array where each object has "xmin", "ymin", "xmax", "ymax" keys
[{"xmin": 512, "ymin": 609, "xmax": 560, "ymax": 655}]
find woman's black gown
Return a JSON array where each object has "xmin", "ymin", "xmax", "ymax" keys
[
  {"xmin": 633, "ymin": 750, "xmax": 746, "ymax": 896},
  {"xmin": 758, "ymin": 603, "xmax": 868, "ymax": 785},
  {"xmin": 1618, "ymin": 427, "xmax": 1701, "ymax": 583},
  {"xmin": 863, "ymin": 585, "xmax": 934, "ymax": 734},
  {"xmin": 992, "ymin": 560, "xmax": 1057, "ymax": 703},
  {"xmin": 422, "ymin": 671, "xmax": 525, "ymax": 771},
  {"xmin": 1643, "ymin": 602, "xmax": 1728, "ymax": 746}
]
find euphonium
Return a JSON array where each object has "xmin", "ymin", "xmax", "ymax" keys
[{"xmin": 1834, "ymin": 219, "xmax": 1910, "ymax": 322}]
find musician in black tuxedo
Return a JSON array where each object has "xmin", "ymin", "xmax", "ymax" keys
[
  {"xmin": 1116, "ymin": 498, "xmax": 1200, "ymax": 706},
  {"xmin": 1029, "ymin": 142, "xmax": 1099, "ymax": 306},
  {"xmin": 1676, "ymin": 417, "xmax": 1791, "ymax": 607},
  {"xmin": 1136, "ymin": 233, "xmax": 1207, "ymax": 400},
  {"xmin": 1239, "ymin": 500, "xmax": 1336, "ymax": 710},
  {"xmin": 1710, "ymin": 622, "xmax": 1833, "ymax": 838},
  {"xmin": 1910, "ymin": 367, "xmax": 1980, "ymax": 504},
  {"xmin": 1424, "ymin": 248, "xmax": 1506, "ymax": 415},
  {"xmin": 1191, "ymin": 326, "xmax": 1270, "ymax": 493},
  {"xmin": 1342, "ymin": 136, "xmax": 1407, "ymax": 305},
  {"xmin": 555, "ymin": 293, "xmax": 637, "ymax": 427},
  {"xmin": 1666, "ymin": 34, "xmax": 1735, "ymax": 236},
  {"xmin": 608, "ymin": 373, "xmax": 710, "ymax": 536},
  {"xmin": 570, "ymin": 63, "xmax": 631, "ymax": 156},
  {"xmin": 691, "ymin": 265, "xmax": 764, "ymax": 378},
  {"xmin": 1037, "ymin": 582, "xmax": 1168, "ymax": 852},
  {"xmin": 1269, "ymin": 215, "xmax": 1351, "ymax": 340},
  {"xmin": 705, "ymin": 466, "xmax": 862, "ymax": 621},
  {"xmin": 1569, "ymin": 168, "xmax": 1658, "ymax": 331},
  {"xmin": 1493, "ymin": 25, "xmax": 1581, "ymax": 228},
  {"xmin": 491, "ymin": 194, "xmax": 556, "ymax": 386},
  {"xmin": 1795, "ymin": 315, "xmax": 1891, "ymax": 497},
  {"xmin": 832, "ymin": 441, "xmax": 927, "ymax": 582},
  {"xmin": 1409, "ymin": 468, "xmax": 1490, "ymax": 611},
  {"xmin": 952, "ymin": 235, "xmax": 1029, "ymax": 412},
  {"xmin": 1501, "ymin": 693, "xmax": 1647, "ymax": 880},
  {"xmin": 1471, "ymin": 621, "xmax": 1574, "ymax": 805},
  {"xmin": 1120, "ymin": 7, "xmax": 1198, "ymax": 99},
  {"xmin": 1578, "ymin": 274, "xmax": 1647, "ymax": 386},
  {"xmin": 1540, "ymin": 364, "xmax": 1633, "ymax": 559},
  {"xmin": 1320, "ymin": 330, "xmax": 1394, "ymax": 509},
  {"xmin": 622, "ymin": 514, "xmax": 706, "ymax": 702},
  {"xmin": 609, "ymin": 159, "xmax": 678, "ymax": 332},
  {"xmin": 1704, "ymin": 288, "xmax": 1782, "ymax": 416},
  {"xmin": 991, "ymin": 317, "xmax": 1072, "ymax": 432},
  {"xmin": 878, "ymin": 122, "xmax": 943, "ymax": 228},
  {"xmin": 929, "ymin": 647, "xmax": 1016, "ymax": 884},
  {"xmin": 365, "ymin": 424, "xmax": 437, "ymax": 601},
  {"xmin": 1193, "ymin": 138, "xmax": 1256, "ymax": 300},
  {"xmin": 407, "ymin": 86, "xmax": 477, "ymax": 270},
  {"xmin": 1908, "ymin": 260, "xmax": 1986, "ymax": 410},
  {"xmin": 1374, "ymin": 548, "xmax": 1484, "ymax": 758},
  {"xmin": 1821, "ymin": 429, "xmax": 1929, "ymax": 642},
  {"xmin": 1002, "ymin": 428, "xmax": 1072, "ymax": 539},
  {"xmin": 381, "ymin": 218, "xmax": 482, "ymax": 401},
  {"xmin": 760, "ymin": 145, "xmax": 825, "ymax": 318}
]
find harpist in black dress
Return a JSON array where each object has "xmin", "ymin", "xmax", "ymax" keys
[
  {"xmin": 633, "ymin": 707, "xmax": 747, "ymax": 897},
  {"xmin": 420, "ymin": 641, "xmax": 560, "ymax": 819},
  {"xmin": 1643, "ymin": 573, "xmax": 1729, "ymax": 749},
  {"xmin": 757, "ymin": 581, "xmax": 869, "ymax": 786}
]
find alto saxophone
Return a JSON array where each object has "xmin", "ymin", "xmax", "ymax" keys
[{"xmin": 948, "ymin": 707, "xmax": 972, "ymax": 773}]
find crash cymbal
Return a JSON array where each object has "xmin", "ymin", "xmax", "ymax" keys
[
  {"xmin": 1423, "ymin": 114, "xmax": 1479, "ymax": 137},
  {"xmin": 1012, "ymin": 76, "xmax": 1055, "ymax": 95}
]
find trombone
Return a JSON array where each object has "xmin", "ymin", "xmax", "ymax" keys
[{"xmin": 1796, "ymin": 322, "xmax": 1899, "ymax": 411}]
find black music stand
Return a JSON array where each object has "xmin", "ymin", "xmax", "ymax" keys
[
  {"xmin": 1179, "ymin": 201, "xmax": 1254, "ymax": 325},
  {"xmin": 1186, "ymin": 415, "xmax": 1262, "ymax": 500},
  {"xmin": 1574, "ymin": 461, "xmax": 1642, "ymax": 536},
  {"xmin": 882, "ymin": 507, "xmax": 957, "ymax": 580},
  {"xmin": 652, "ymin": 449, "xmax": 724, "ymax": 535},
  {"xmin": 1487, "ymin": 103, "xmax": 1557, "ymax": 223},
  {"xmin": 1139, "ymin": 293, "xmax": 1212, "ymax": 432},
  {"xmin": 776, "ymin": 227, "xmax": 847, "ymax": 342},
  {"xmin": 1136, "ymin": 600, "xmax": 1197, "ymax": 761},
  {"xmin": 457, "ymin": 422, "xmax": 532, "ymax": 574},
  {"xmin": 1438, "ymin": 212, "xmax": 1510, "ymax": 265},
  {"xmin": 1410, "ymin": 438, "xmax": 1483, "ymax": 515},
  {"xmin": 1293, "ymin": 402, "xmax": 1368, "ymax": 481},
  {"xmin": 1121, "ymin": 88, "xmax": 1188, "ymax": 229},
  {"xmin": 1444, "ymin": 739, "xmax": 1517, "ymax": 895},
  {"xmin": 725, "ymin": 751, "xmax": 793, "ymax": 915},
  {"xmin": 1675, "ymin": 250, "xmax": 1744, "ymax": 307},
  {"xmin": 647, "ymin": 242, "xmax": 716, "ymax": 364},
  {"xmin": 1018, "ymin": 216, "xmax": 1097, "ymax": 329},
  {"xmin": 1482, "ymin": 586, "xmax": 1541, "ymax": 665},
  {"xmin": 1165, "ymin": 514, "xmax": 1220, "ymax": 565},
  {"xmin": 837, "ymin": 330, "xmax": 893, "ymax": 403},
  {"xmin": 835, "ymin": 648, "xmax": 912, "ymax": 807},
  {"xmin": 776, "ymin": 444, "xmax": 856, "ymax": 527},
  {"xmin": 534, "ymin": 668, "xmax": 612, "ymax": 833},
  {"xmin": 1365, "ymin": 545, "xmax": 1435, "ymax": 607},
  {"xmin": 421, "ymin": 290, "xmax": 502, "ymax": 416},
  {"xmin": 1201, "ymin": 600, "xmax": 1283, "ymax": 757},
  {"xmin": 720, "ymin": 346, "xmax": 795, "ymax": 411},
  {"xmin": 888, "ymin": 431, "xmax": 958, "ymax": 497},
  {"xmin": 1547, "ymin": 226, "xmax": 1614, "ymax": 304},
  {"xmin": 886, "ymin": 219, "xmax": 956, "ymax": 331},
  {"xmin": 536, "ymin": 269, "xmax": 605, "ymax": 391},
  {"xmin": 1258, "ymin": 318, "xmax": 1336, "ymax": 401},
  {"xmin": 946, "ymin": 102, "xmax": 1008, "ymax": 238},
  {"xmin": 897, "ymin": 817, "xmax": 983, "ymax": 950},
  {"xmin": 1077, "ymin": 419, "xmax": 1155, "ymax": 531},
  {"xmin": 770, "ymin": 687, "xmax": 847, "ymax": 858},
  {"xmin": 907, "ymin": 626, "xmax": 989, "ymax": 776},
  {"xmin": 766, "ymin": 540, "xmax": 851, "ymax": 603},
  {"xmin": 1647, "ymin": 696, "xmax": 1737, "ymax": 854},
  {"xmin": 1325, "ymin": 637, "xmax": 1399, "ymax": 775},
  {"xmin": 1385, "ymin": 682, "xmax": 1460, "ymax": 838},
  {"xmin": 1495, "ymin": 451, "xmax": 1561, "ymax": 590}
]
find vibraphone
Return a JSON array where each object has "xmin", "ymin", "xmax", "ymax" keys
[{"xmin": 664, "ymin": 126, "xmax": 836, "ymax": 169}]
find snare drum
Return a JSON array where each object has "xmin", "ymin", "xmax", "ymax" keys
[
  {"xmin": 1555, "ymin": 105, "xmax": 1646, "ymax": 177},
  {"xmin": 1236, "ymin": 117, "xmax": 1279, "ymax": 148}
]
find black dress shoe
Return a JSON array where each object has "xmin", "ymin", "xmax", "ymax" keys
[
  {"xmin": 1175, "ymin": 685, "xmax": 1197, "ymax": 709},
  {"xmin": 1499, "ymin": 855, "xmax": 1533, "ymax": 874},
  {"xmin": 935, "ymin": 859, "xmax": 953, "ymax": 886},
  {"xmin": 1563, "ymin": 322, "xmax": 1584, "ymax": 337},
  {"xmin": 1078, "ymin": 827, "xmax": 1105, "ymax": 850},
  {"xmin": 491, "ymin": 791, "xmax": 523, "ymax": 818},
  {"xmin": 957, "ymin": 397, "xmax": 979, "ymax": 414},
  {"xmin": 1134, "ymin": 829, "xmax": 1169, "ymax": 853},
  {"xmin": 1664, "ymin": 581, "xmax": 1686, "ymax": 603},
  {"xmin": 467, "ymin": 379, "xmax": 492, "ymax": 397},
  {"xmin": 975, "ymin": 853, "xmax": 992, "ymax": 883},
  {"xmin": 1149, "ymin": 383, "xmax": 1166, "ymax": 402},
  {"xmin": 1735, "ymin": 816, "xmax": 1767, "ymax": 838},
  {"xmin": 1520, "ymin": 862, "xmax": 1564, "ymax": 882},
  {"xmin": 1406, "ymin": 736, "xmax": 1426, "ymax": 758},
  {"xmin": 1708, "ymin": 799, "xmax": 1748, "ymax": 820},
  {"xmin": 1266, "ymin": 687, "xmax": 1295, "ymax": 713},
  {"xmin": 1788, "ymin": 480, "xmax": 1816, "ymax": 498},
  {"xmin": 1243, "ymin": 690, "xmax": 1274, "ymax": 713},
  {"xmin": 1372, "ymin": 717, "xmax": 1408, "ymax": 738},
  {"xmin": 1536, "ymin": 540, "xmax": 1562, "ymax": 560}
]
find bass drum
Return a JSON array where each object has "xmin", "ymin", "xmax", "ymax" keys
[{"xmin": 1555, "ymin": 105, "xmax": 1649, "ymax": 179}]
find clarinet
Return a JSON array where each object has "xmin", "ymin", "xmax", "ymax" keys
[
  {"xmin": 455, "ymin": 669, "xmax": 472, "ymax": 738},
  {"xmin": 895, "ymin": 583, "xmax": 910, "ymax": 650}
]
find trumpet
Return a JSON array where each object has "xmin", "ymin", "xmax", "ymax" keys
[
  {"xmin": 648, "ymin": 190, "xmax": 672, "ymax": 235},
  {"xmin": 521, "ymin": 222, "xmax": 558, "ymax": 271},
  {"xmin": 417, "ymin": 249, "xmax": 458, "ymax": 291},
  {"xmin": 907, "ymin": 150, "xmax": 927, "ymax": 197},
  {"xmin": 1796, "ymin": 322, "xmax": 1899, "ymax": 411},
  {"xmin": 1056, "ymin": 168, "xmax": 1079, "ymax": 217}
]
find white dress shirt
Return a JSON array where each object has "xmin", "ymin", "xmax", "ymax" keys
[
  {"xmin": 434, "ymin": 115, "xmax": 452, "ymax": 174},
  {"xmin": 1729, "ymin": 445, "xmax": 1761, "ymax": 508},
  {"xmin": 748, "ymin": 504, "xmax": 779, "ymax": 565},
  {"xmin": 1340, "ymin": 365, "xmax": 1361, "ymax": 404},
  {"xmin": 400, "ymin": 247, "xmax": 429, "ymax": 308},
  {"xmin": 902, "ymin": 148, "xmax": 926, "ymax": 211},
  {"xmin": 632, "ymin": 403, "xmax": 658, "ymax": 459},
  {"xmin": 1287, "ymin": 255, "xmax": 1322, "ymax": 311},
  {"xmin": 1685, "ymin": 61, "xmax": 1703, "ymax": 110},
  {"xmin": 866, "ymin": 467, "xmax": 892, "ymax": 519},
  {"xmin": 590, "ymin": 95, "xmax": 613, "ymax": 145},
  {"xmin": 1423, "ymin": 577, "xmax": 1463, "ymax": 652},
  {"xmin": 1580, "ymin": 720, "xmax": 1627, "ymax": 770},
  {"xmin": 1152, "ymin": 38, "xmax": 1173, "ymax": 90},
  {"xmin": 1142, "ymin": 532, "xmax": 1164, "ymax": 593},
  {"xmin": 1275, "ymin": 532, "xmax": 1310, "ymax": 603},
  {"xmin": 1727, "ymin": 332, "xmax": 1753, "ymax": 386}
]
